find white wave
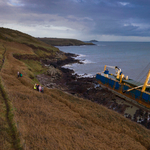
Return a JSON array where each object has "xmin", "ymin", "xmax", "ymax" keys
[
  {"xmin": 62, "ymin": 64, "xmax": 75, "ymax": 70},
  {"xmin": 77, "ymin": 54, "xmax": 86, "ymax": 58},
  {"xmin": 78, "ymin": 73, "xmax": 94, "ymax": 78},
  {"xmin": 62, "ymin": 64, "xmax": 72, "ymax": 68},
  {"xmin": 81, "ymin": 59, "xmax": 95, "ymax": 64}
]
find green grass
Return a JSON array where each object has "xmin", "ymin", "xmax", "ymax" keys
[
  {"xmin": 33, "ymin": 49, "xmax": 52, "ymax": 58},
  {"xmin": 21, "ymin": 60, "xmax": 43, "ymax": 73},
  {"xmin": 20, "ymin": 59, "xmax": 47, "ymax": 84},
  {"xmin": 0, "ymin": 27, "xmax": 59, "ymax": 51}
]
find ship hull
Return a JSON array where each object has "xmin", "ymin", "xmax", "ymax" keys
[{"xmin": 96, "ymin": 74, "xmax": 150, "ymax": 110}]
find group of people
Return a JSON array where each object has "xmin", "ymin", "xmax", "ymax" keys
[
  {"xmin": 17, "ymin": 71, "xmax": 44, "ymax": 92},
  {"xmin": 17, "ymin": 71, "xmax": 22, "ymax": 77},
  {"xmin": 34, "ymin": 84, "xmax": 44, "ymax": 92}
]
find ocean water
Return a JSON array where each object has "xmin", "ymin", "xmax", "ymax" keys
[{"xmin": 57, "ymin": 42, "xmax": 150, "ymax": 83}]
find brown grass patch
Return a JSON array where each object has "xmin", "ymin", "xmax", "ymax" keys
[{"xmin": 0, "ymin": 90, "xmax": 12, "ymax": 150}]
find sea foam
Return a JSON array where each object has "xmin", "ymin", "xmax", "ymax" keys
[
  {"xmin": 77, "ymin": 54, "xmax": 86, "ymax": 58},
  {"xmin": 62, "ymin": 64, "xmax": 72, "ymax": 68},
  {"xmin": 81, "ymin": 59, "xmax": 95, "ymax": 64},
  {"xmin": 78, "ymin": 73, "xmax": 95, "ymax": 78}
]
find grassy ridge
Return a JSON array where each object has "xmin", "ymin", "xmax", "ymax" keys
[
  {"xmin": 0, "ymin": 28, "xmax": 150, "ymax": 149},
  {"xmin": 0, "ymin": 27, "xmax": 59, "ymax": 52},
  {"xmin": 37, "ymin": 37, "xmax": 94, "ymax": 46}
]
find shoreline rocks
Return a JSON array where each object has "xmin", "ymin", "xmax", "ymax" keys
[{"xmin": 37, "ymin": 54, "xmax": 150, "ymax": 129}]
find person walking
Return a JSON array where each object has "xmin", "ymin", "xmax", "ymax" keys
[
  {"xmin": 41, "ymin": 87, "xmax": 44, "ymax": 93},
  {"xmin": 36, "ymin": 84, "xmax": 39, "ymax": 91},
  {"xmin": 34, "ymin": 84, "xmax": 37, "ymax": 90},
  {"xmin": 39, "ymin": 85, "xmax": 42, "ymax": 92},
  {"xmin": 19, "ymin": 73, "xmax": 22, "ymax": 77},
  {"xmin": 17, "ymin": 72, "xmax": 20, "ymax": 77}
]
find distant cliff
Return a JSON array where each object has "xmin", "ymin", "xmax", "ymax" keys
[{"xmin": 37, "ymin": 38, "xmax": 95, "ymax": 46}]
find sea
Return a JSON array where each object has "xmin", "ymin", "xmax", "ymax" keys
[{"xmin": 57, "ymin": 42, "xmax": 150, "ymax": 83}]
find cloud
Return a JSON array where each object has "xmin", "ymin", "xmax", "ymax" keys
[
  {"xmin": 119, "ymin": 2, "xmax": 130, "ymax": 6},
  {"xmin": 0, "ymin": 0, "xmax": 150, "ymax": 41},
  {"xmin": 7, "ymin": 0, "xmax": 25, "ymax": 6}
]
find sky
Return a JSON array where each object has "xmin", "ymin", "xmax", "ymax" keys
[{"xmin": 1, "ymin": 0, "xmax": 150, "ymax": 41}]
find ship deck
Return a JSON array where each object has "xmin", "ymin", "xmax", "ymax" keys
[{"xmin": 106, "ymin": 73, "xmax": 143, "ymax": 87}]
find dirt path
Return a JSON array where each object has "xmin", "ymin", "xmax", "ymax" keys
[
  {"xmin": 0, "ymin": 45, "xmax": 22, "ymax": 150},
  {"xmin": 0, "ymin": 45, "xmax": 6, "ymax": 70}
]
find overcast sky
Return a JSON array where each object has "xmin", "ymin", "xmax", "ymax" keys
[{"xmin": 1, "ymin": 0, "xmax": 150, "ymax": 41}]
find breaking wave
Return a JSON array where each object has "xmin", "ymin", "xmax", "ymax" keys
[
  {"xmin": 77, "ymin": 54, "xmax": 86, "ymax": 58},
  {"xmin": 78, "ymin": 73, "xmax": 95, "ymax": 78},
  {"xmin": 81, "ymin": 59, "xmax": 95, "ymax": 64},
  {"xmin": 62, "ymin": 64, "xmax": 72, "ymax": 68}
]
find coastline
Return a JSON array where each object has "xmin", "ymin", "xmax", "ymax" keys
[
  {"xmin": 37, "ymin": 37, "xmax": 95, "ymax": 46},
  {"xmin": 37, "ymin": 52, "xmax": 150, "ymax": 130}
]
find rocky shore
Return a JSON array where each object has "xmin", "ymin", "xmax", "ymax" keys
[{"xmin": 37, "ymin": 53, "xmax": 150, "ymax": 129}]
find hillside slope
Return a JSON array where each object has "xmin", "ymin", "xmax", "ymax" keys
[
  {"xmin": 0, "ymin": 28, "xmax": 150, "ymax": 150},
  {"xmin": 37, "ymin": 37, "xmax": 94, "ymax": 46}
]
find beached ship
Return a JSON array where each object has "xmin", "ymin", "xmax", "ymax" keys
[{"xmin": 96, "ymin": 65, "xmax": 150, "ymax": 109}]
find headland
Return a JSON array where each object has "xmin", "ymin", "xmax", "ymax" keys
[{"xmin": 37, "ymin": 37, "xmax": 95, "ymax": 46}]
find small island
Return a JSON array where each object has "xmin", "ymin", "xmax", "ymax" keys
[
  {"xmin": 37, "ymin": 37, "xmax": 95, "ymax": 46},
  {"xmin": 90, "ymin": 40, "xmax": 98, "ymax": 42}
]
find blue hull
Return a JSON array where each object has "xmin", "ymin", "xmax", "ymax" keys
[{"xmin": 96, "ymin": 74, "xmax": 150, "ymax": 109}]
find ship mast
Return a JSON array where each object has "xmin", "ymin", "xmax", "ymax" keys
[{"xmin": 142, "ymin": 69, "xmax": 150, "ymax": 92}]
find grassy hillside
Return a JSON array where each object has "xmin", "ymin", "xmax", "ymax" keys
[
  {"xmin": 37, "ymin": 37, "xmax": 94, "ymax": 46},
  {"xmin": 0, "ymin": 27, "xmax": 150, "ymax": 150}
]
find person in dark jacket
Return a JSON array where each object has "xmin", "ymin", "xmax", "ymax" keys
[
  {"xmin": 36, "ymin": 84, "xmax": 39, "ymax": 91},
  {"xmin": 19, "ymin": 73, "xmax": 22, "ymax": 77},
  {"xmin": 41, "ymin": 87, "xmax": 44, "ymax": 93}
]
